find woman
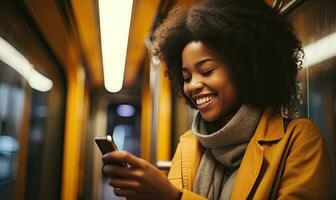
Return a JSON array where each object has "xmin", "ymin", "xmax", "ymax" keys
[{"xmin": 102, "ymin": 0, "xmax": 332, "ymax": 199}]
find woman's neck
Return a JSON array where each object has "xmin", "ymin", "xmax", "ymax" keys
[{"xmin": 205, "ymin": 105, "xmax": 241, "ymax": 133}]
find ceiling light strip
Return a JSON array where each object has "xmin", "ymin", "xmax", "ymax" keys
[
  {"xmin": 0, "ymin": 37, "xmax": 53, "ymax": 92},
  {"xmin": 98, "ymin": 0, "xmax": 134, "ymax": 93}
]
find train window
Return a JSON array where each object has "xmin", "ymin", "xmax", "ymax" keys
[
  {"xmin": 112, "ymin": 124, "xmax": 133, "ymax": 151},
  {"xmin": 0, "ymin": 135, "xmax": 19, "ymax": 181},
  {"xmin": 116, "ymin": 104, "xmax": 135, "ymax": 117},
  {"xmin": 0, "ymin": 2, "xmax": 66, "ymax": 200},
  {"xmin": 107, "ymin": 104, "xmax": 140, "ymax": 156},
  {"xmin": 0, "ymin": 64, "xmax": 25, "ymax": 200},
  {"xmin": 0, "ymin": 45, "xmax": 66, "ymax": 200},
  {"xmin": 287, "ymin": 0, "xmax": 336, "ymax": 198},
  {"xmin": 24, "ymin": 90, "xmax": 49, "ymax": 200}
]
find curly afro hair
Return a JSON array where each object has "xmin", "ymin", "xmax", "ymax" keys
[{"xmin": 152, "ymin": 0, "xmax": 303, "ymax": 110}]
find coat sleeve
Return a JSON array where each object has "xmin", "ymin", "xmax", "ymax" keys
[
  {"xmin": 276, "ymin": 126, "xmax": 332, "ymax": 200},
  {"xmin": 168, "ymin": 143, "xmax": 207, "ymax": 200}
]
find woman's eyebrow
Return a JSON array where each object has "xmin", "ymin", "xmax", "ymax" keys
[
  {"xmin": 182, "ymin": 58, "xmax": 217, "ymax": 70},
  {"xmin": 195, "ymin": 58, "xmax": 217, "ymax": 68}
]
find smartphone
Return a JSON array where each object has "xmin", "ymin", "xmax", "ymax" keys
[{"xmin": 95, "ymin": 135, "xmax": 125, "ymax": 167}]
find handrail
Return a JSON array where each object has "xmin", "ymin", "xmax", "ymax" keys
[
  {"xmin": 272, "ymin": 0, "xmax": 284, "ymax": 11},
  {"xmin": 280, "ymin": 0, "xmax": 306, "ymax": 15}
]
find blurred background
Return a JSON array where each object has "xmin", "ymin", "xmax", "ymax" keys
[{"xmin": 0, "ymin": 0, "xmax": 335, "ymax": 199}]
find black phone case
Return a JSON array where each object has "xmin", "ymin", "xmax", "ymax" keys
[
  {"xmin": 95, "ymin": 138, "xmax": 116, "ymax": 154},
  {"xmin": 95, "ymin": 137, "xmax": 124, "ymax": 167}
]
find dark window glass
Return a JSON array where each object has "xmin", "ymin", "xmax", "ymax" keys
[{"xmin": 288, "ymin": 0, "xmax": 336, "ymax": 197}]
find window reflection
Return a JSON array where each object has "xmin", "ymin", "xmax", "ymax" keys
[
  {"xmin": 0, "ymin": 69, "xmax": 25, "ymax": 200},
  {"xmin": 0, "ymin": 136, "xmax": 19, "ymax": 182},
  {"xmin": 112, "ymin": 125, "xmax": 133, "ymax": 151},
  {"xmin": 25, "ymin": 90, "xmax": 48, "ymax": 200},
  {"xmin": 107, "ymin": 103, "xmax": 140, "ymax": 156}
]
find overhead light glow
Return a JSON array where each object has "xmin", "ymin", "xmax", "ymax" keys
[
  {"xmin": 0, "ymin": 135, "xmax": 19, "ymax": 153},
  {"xmin": 303, "ymin": 32, "xmax": 336, "ymax": 68},
  {"xmin": 116, "ymin": 104, "xmax": 135, "ymax": 117},
  {"xmin": 98, "ymin": 0, "xmax": 134, "ymax": 93},
  {"xmin": 0, "ymin": 37, "xmax": 53, "ymax": 92}
]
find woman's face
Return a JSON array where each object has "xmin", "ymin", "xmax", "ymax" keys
[{"xmin": 182, "ymin": 41, "xmax": 238, "ymax": 122}]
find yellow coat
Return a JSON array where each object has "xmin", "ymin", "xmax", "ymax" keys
[{"xmin": 168, "ymin": 108, "xmax": 332, "ymax": 200}]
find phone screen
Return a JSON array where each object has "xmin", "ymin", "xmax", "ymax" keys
[
  {"xmin": 95, "ymin": 135, "xmax": 118, "ymax": 154},
  {"xmin": 95, "ymin": 135, "xmax": 125, "ymax": 167}
]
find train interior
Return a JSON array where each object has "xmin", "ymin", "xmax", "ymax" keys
[{"xmin": 0, "ymin": 0, "xmax": 335, "ymax": 199}]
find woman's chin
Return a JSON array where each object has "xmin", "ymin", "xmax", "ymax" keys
[{"xmin": 200, "ymin": 112, "xmax": 218, "ymax": 122}]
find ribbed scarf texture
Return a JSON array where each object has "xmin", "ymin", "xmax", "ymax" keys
[{"xmin": 192, "ymin": 104, "xmax": 261, "ymax": 200}]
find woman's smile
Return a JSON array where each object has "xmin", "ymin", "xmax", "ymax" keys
[{"xmin": 194, "ymin": 94, "xmax": 216, "ymax": 110}]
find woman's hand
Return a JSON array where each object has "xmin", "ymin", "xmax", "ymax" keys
[{"xmin": 102, "ymin": 151, "xmax": 181, "ymax": 200}]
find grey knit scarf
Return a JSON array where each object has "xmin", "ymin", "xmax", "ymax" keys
[{"xmin": 192, "ymin": 104, "xmax": 261, "ymax": 200}]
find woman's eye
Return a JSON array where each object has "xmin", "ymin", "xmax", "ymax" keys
[{"xmin": 201, "ymin": 69, "xmax": 214, "ymax": 76}]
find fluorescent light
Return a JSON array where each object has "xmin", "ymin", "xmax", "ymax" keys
[
  {"xmin": 0, "ymin": 37, "xmax": 53, "ymax": 92},
  {"xmin": 303, "ymin": 32, "xmax": 336, "ymax": 68},
  {"xmin": 98, "ymin": 0, "xmax": 134, "ymax": 93}
]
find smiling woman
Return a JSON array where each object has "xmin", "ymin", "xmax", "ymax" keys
[{"xmin": 101, "ymin": 0, "xmax": 332, "ymax": 199}]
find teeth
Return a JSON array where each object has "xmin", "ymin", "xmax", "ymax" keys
[{"xmin": 196, "ymin": 95, "xmax": 214, "ymax": 106}]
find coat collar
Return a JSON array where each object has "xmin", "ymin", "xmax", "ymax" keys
[
  {"xmin": 254, "ymin": 108, "xmax": 285, "ymax": 142},
  {"xmin": 178, "ymin": 108, "xmax": 285, "ymax": 198},
  {"xmin": 230, "ymin": 108, "xmax": 285, "ymax": 199},
  {"xmin": 180, "ymin": 131, "xmax": 204, "ymax": 191}
]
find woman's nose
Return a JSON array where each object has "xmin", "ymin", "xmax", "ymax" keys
[{"xmin": 189, "ymin": 78, "xmax": 204, "ymax": 93}]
